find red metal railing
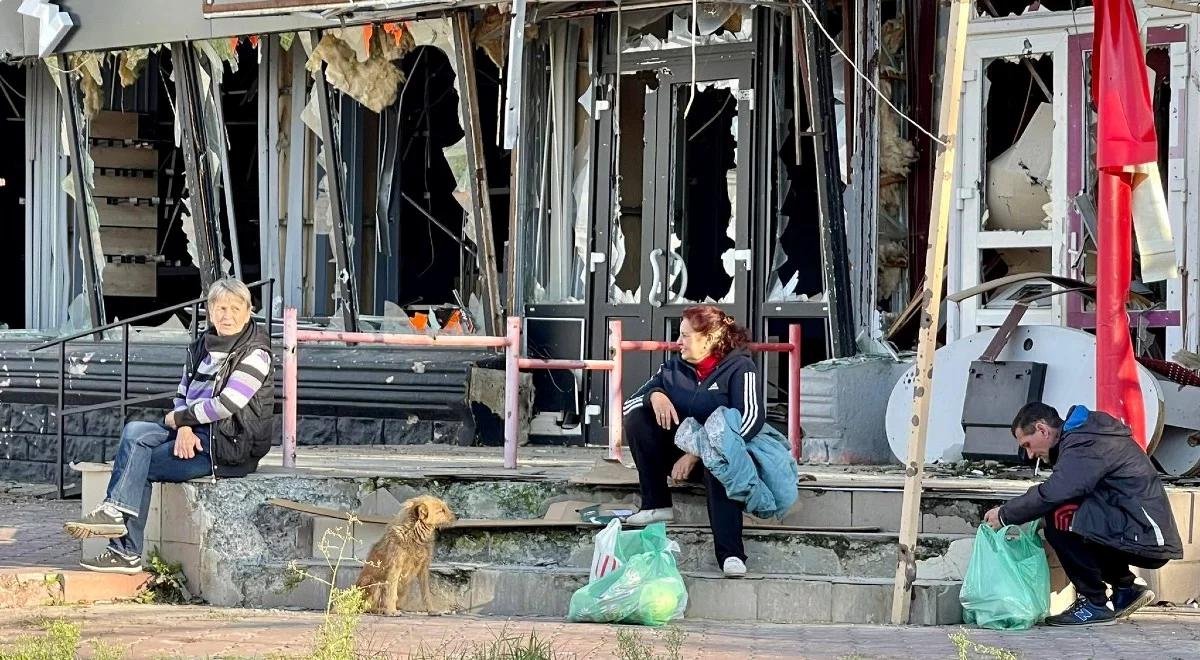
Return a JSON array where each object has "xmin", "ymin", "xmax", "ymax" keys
[
  {"xmin": 281, "ymin": 309, "xmax": 802, "ymax": 469},
  {"xmin": 606, "ymin": 321, "xmax": 803, "ymax": 463}
]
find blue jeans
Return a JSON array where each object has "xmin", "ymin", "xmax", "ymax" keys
[{"xmin": 104, "ymin": 421, "xmax": 213, "ymax": 557}]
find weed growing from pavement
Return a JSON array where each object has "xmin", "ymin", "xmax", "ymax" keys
[
  {"xmin": 89, "ymin": 639, "xmax": 128, "ymax": 660},
  {"xmin": 948, "ymin": 630, "xmax": 1020, "ymax": 660},
  {"xmin": 0, "ymin": 618, "xmax": 81, "ymax": 660},
  {"xmin": 411, "ymin": 627, "xmax": 567, "ymax": 660},
  {"xmin": 286, "ymin": 516, "xmax": 386, "ymax": 660},
  {"xmin": 614, "ymin": 626, "xmax": 685, "ymax": 660},
  {"xmin": 135, "ymin": 547, "xmax": 191, "ymax": 604}
]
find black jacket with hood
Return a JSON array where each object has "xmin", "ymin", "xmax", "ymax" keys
[
  {"xmin": 999, "ymin": 405, "xmax": 1183, "ymax": 561},
  {"xmin": 183, "ymin": 321, "xmax": 275, "ymax": 478},
  {"xmin": 624, "ymin": 346, "xmax": 765, "ymax": 439}
]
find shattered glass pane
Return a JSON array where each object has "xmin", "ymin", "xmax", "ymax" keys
[
  {"xmin": 982, "ymin": 55, "xmax": 1054, "ymax": 232},
  {"xmin": 609, "ymin": 73, "xmax": 655, "ymax": 304},
  {"xmin": 667, "ymin": 81, "xmax": 737, "ymax": 305},
  {"xmin": 621, "ymin": 4, "xmax": 752, "ymax": 53},
  {"xmin": 529, "ymin": 21, "xmax": 591, "ymax": 304}
]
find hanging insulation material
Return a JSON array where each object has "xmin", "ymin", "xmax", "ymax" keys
[
  {"xmin": 306, "ymin": 32, "xmax": 404, "ymax": 113},
  {"xmin": 67, "ymin": 51, "xmax": 105, "ymax": 119},
  {"xmin": 378, "ymin": 23, "xmax": 415, "ymax": 61},
  {"xmin": 117, "ymin": 47, "xmax": 151, "ymax": 87},
  {"xmin": 473, "ymin": 6, "xmax": 509, "ymax": 67},
  {"xmin": 207, "ymin": 38, "xmax": 241, "ymax": 72}
]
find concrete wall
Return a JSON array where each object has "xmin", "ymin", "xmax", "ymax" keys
[{"xmin": 0, "ymin": 401, "xmax": 471, "ymax": 485}]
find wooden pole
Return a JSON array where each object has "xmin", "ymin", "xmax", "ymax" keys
[{"xmin": 889, "ymin": 0, "xmax": 970, "ymax": 625}]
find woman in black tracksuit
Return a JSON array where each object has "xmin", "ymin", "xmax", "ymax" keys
[{"xmin": 622, "ymin": 305, "xmax": 764, "ymax": 578}]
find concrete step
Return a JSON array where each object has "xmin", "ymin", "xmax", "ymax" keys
[
  {"xmin": 345, "ymin": 476, "xmax": 1004, "ymax": 533},
  {"xmin": 308, "ymin": 520, "xmax": 971, "ymax": 580},
  {"xmin": 247, "ymin": 561, "xmax": 963, "ymax": 626},
  {"xmin": 0, "ymin": 567, "xmax": 150, "ymax": 608}
]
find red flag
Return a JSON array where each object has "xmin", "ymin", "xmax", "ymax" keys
[{"xmin": 1092, "ymin": 0, "xmax": 1158, "ymax": 450}]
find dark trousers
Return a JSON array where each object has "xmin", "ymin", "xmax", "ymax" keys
[
  {"xmin": 1043, "ymin": 516, "xmax": 1167, "ymax": 606},
  {"xmin": 624, "ymin": 405, "xmax": 746, "ymax": 564}
]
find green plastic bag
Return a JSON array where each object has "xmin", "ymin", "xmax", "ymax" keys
[
  {"xmin": 960, "ymin": 521, "xmax": 1051, "ymax": 630},
  {"xmin": 567, "ymin": 522, "xmax": 688, "ymax": 626}
]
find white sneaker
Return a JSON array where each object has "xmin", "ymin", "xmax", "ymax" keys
[
  {"xmin": 722, "ymin": 557, "xmax": 747, "ymax": 578},
  {"xmin": 625, "ymin": 508, "xmax": 675, "ymax": 525}
]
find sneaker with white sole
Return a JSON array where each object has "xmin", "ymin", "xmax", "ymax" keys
[
  {"xmin": 722, "ymin": 557, "xmax": 747, "ymax": 578},
  {"xmin": 64, "ymin": 504, "xmax": 127, "ymax": 539},
  {"xmin": 625, "ymin": 508, "xmax": 675, "ymax": 525},
  {"xmin": 79, "ymin": 548, "xmax": 143, "ymax": 575}
]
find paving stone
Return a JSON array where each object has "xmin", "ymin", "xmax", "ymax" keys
[
  {"xmin": 336, "ymin": 417, "xmax": 384, "ymax": 445},
  {"xmin": 433, "ymin": 421, "xmax": 470, "ymax": 446},
  {"xmin": 756, "ymin": 579, "xmax": 833, "ymax": 623},
  {"xmin": 850, "ymin": 490, "xmax": 903, "ymax": 530},
  {"xmin": 0, "ymin": 433, "xmax": 28, "ymax": 461},
  {"xmin": 830, "ymin": 582, "xmax": 891, "ymax": 624},
  {"xmin": 64, "ymin": 436, "xmax": 105, "ymax": 464},
  {"xmin": 9, "ymin": 405, "xmax": 50, "ymax": 434},
  {"xmin": 83, "ymin": 409, "xmax": 124, "ymax": 437},
  {"xmin": 297, "ymin": 416, "xmax": 337, "ymax": 445},
  {"xmin": 383, "ymin": 417, "xmax": 433, "ymax": 445},
  {"xmin": 782, "ymin": 489, "xmax": 852, "ymax": 528},
  {"xmin": 62, "ymin": 412, "xmax": 86, "ymax": 436},
  {"xmin": 683, "ymin": 576, "xmax": 758, "ymax": 621}
]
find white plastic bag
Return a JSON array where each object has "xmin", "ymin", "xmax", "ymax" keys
[{"xmin": 589, "ymin": 518, "xmax": 623, "ymax": 582}]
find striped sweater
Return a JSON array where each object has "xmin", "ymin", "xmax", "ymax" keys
[{"xmin": 172, "ymin": 347, "xmax": 272, "ymax": 427}]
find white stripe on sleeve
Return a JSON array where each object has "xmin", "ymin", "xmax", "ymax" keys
[{"xmin": 738, "ymin": 372, "xmax": 759, "ymax": 437}]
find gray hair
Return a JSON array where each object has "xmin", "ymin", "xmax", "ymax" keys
[{"xmin": 207, "ymin": 278, "xmax": 253, "ymax": 310}]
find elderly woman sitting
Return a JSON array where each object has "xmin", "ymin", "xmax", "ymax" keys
[{"xmin": 64, "ymin": 278, "xmax": 275, "ymax": 574}]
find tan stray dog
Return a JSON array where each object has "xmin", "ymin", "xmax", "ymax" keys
[{"xmin": 355, "ymin": 495, "xmax": 457, "ymax": 615}]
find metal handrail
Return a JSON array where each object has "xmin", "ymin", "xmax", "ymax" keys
[
  {"xmin": 41, "ymin": 278, "xmax": 275, "ymax": 498},
  {"xmin": 29, "ymin": 278, "xmax": 274, "ymax": 352}
]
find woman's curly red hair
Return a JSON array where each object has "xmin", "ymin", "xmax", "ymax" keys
[{"xmin": 681, "ymin": 305, "xmax": 749, "ymax": 361}]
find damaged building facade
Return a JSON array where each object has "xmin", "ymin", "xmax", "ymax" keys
[{"xmin": 2, "ymin": 0, "xmax": 1198, "ymax": 483}]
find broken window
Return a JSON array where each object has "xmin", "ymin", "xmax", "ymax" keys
[
  {"xmin": 767, "ymin": 45, "xmax": 825, "ymax": 304},
  {"xmin": 620, "ymin": 4, "xmax": 752, "ymax": 52},
  {"xmin": 975, "ymin": 0, "xmax": 1093, "ymax": 18},
  {"xmin": 982, "ymin": 55, "xmax": 1054, "ymax": 233},
  {"xmin": 975, "ymin": 53, "xmax": 1056, "ymax": 315},
  {"xmin": 392, "ymin": 45, "xmax": 467, "ymax": 308},
  {"xmin": 608, "ymin": 71, "xmax": 656, "ymax": 304},
  {"xmin": 1076, "ymin": 45, "xmax": 1175, "ymax": 313},
  {"xmin": 667, "ymin": 82, "xmax": 738, "ymax": 304},
  {"xmin": 527, "ymin": 20, "xmax": 593, "ymax": 305}
]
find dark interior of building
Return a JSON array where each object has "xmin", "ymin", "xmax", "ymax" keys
[{"xmin": 0, "ymin": 64, "xmax": 25, "ymax": 330}]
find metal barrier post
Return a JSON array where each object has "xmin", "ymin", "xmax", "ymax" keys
[
  {"xmin": 56, "ymin": 341, "xmax": 66, "ymax": 499},
  {"xmin": 607, "ymin": 319, "xmax": 624, "ymax": 462},
  {"xmin": 788, "ymin": 323, "xmax": 803, "ymax": 462},
  {"xmin": 282, "ymin": 308, "xmax": 298, "ymax": 468},
  {"xmin": 121, "ymin": 324, "xmax": 130, "ymax": 426},
  {"xmin": 503, "ymin": 317, "xmax": 521, "ymax": 469}
]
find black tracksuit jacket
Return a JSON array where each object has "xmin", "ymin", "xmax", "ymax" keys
[{"xmin": 623, "ymin": 347, "xmax": 765, "ymax": 439}]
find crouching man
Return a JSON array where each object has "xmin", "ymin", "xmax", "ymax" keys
[{"xmin": 985, "ymin": 402, "xmax": 1182, "ymax": 626}]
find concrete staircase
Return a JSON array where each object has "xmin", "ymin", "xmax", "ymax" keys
[
  {"xmin": 74, "ymin": 458, "xmax": 1105, "ymax": 625},
  {"xmin": 223, "ymin": 475, "xmax": 991, "ymax": 625}
]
